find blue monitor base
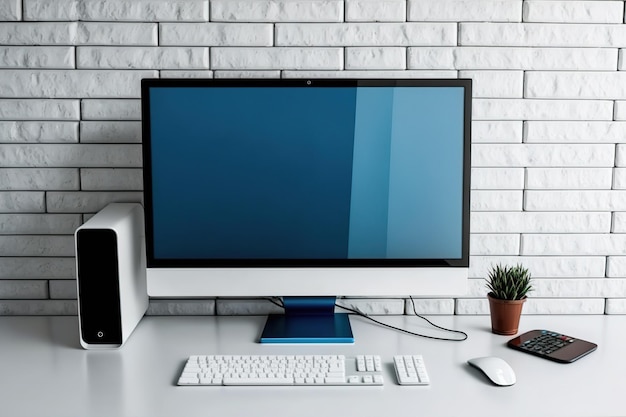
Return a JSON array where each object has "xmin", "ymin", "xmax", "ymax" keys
[{"xmin": 260, "ymin": 313, "xmax": 354, "ymax": 344}]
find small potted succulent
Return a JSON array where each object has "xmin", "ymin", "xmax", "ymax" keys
[{"xmin": 485, "ymin": 264, "xmax": 533, "ymax": 335}]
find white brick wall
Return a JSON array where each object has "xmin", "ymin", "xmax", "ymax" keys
[{"xmin": 1, "ymin": 0, "xmax": 625, "ymax": 316}]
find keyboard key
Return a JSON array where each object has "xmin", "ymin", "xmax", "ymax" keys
[{"xmin": 223, "ymin": 377, "xmax": 294, "ymax": 385}]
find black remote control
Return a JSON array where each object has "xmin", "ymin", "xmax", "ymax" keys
[{"xmin": 508, "ymin": 330, "xmax": 597, "ymax": 363}]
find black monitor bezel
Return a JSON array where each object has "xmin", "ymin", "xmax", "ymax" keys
[{"xmin": 141, "ymin": 78, "xmax": 471, "ymax": 269}]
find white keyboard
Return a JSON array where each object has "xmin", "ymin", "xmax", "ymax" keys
[
  {"xmin": 393, "ymin": 355, "xmax": 430, "ymax": 385},
  {"xmin": 178, "ymin": 354, "xmax": 384, "ymax": 386}
]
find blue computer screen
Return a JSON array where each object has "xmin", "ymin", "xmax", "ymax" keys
[{"xmin": 147, "ymin": 84, "xmax": 465, "ymax": 260}]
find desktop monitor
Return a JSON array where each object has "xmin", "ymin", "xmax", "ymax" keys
[{"xmin": 141, "ymin": 78, "xmax": 471, "ymax": 343}]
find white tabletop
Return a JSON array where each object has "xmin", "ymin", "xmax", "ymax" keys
[{"xmin": 1, "ymin": 314, "xmax": 623, "ymax": 417}]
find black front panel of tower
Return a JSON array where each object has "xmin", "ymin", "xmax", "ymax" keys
[{"xmin": 77, "ymin": 229, "xmax": 123, "ymax": 345}]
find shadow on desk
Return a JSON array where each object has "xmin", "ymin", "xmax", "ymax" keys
[{"xmin": 0, "ymin": 316, "xmax": 82, "ymax": 350}]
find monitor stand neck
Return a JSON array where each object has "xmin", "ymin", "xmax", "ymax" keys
[{"xmin": 259, "ymin": 296, "xmax": 354, "ymax": 344}]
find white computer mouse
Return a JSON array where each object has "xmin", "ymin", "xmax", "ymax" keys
[{"xmin": 467, "ymin": 356, "xmax": 516, "ymax": 386}]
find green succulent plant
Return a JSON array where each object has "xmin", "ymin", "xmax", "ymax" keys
[{"xmin": 485, "ymin": 264, "xmax": 533, "ymax": 301}]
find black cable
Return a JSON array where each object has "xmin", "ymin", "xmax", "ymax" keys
[
  {"xmin": 337, "ymin": 298, "xmax": 467, "ymax": 342},
  {"xmin": 264, "ymin": 297, "xmax": 285, "ymax": 309},
  {"xmin": 264, "ymin": 296, "xmax": 467, "ymax": 341},
  {"xmin": 407, "ymin": 296, "xmax": 467, "ymax": 341}
]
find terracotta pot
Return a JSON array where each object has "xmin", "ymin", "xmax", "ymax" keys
[{"xmin": 487, "ymin": 293, "xmax": 526, "ymax": 335}]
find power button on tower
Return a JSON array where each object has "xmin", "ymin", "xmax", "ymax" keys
[{"xmin": 97, "ymin": 331, "xmax": 104, "ymax": 338}]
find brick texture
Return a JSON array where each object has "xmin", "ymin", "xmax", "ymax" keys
[{"xmin": 1, "ymin": 0, "xmax": 625, "ymax": 316}]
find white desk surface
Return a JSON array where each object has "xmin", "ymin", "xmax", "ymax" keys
[{"xmin": 1, "ymin": 314, "xmax": 623, "ymax": 417}]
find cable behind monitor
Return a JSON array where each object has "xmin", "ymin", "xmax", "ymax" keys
[{"xmin": 265, "ymin": 297, "xmax": 468, "ymax": 342}]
